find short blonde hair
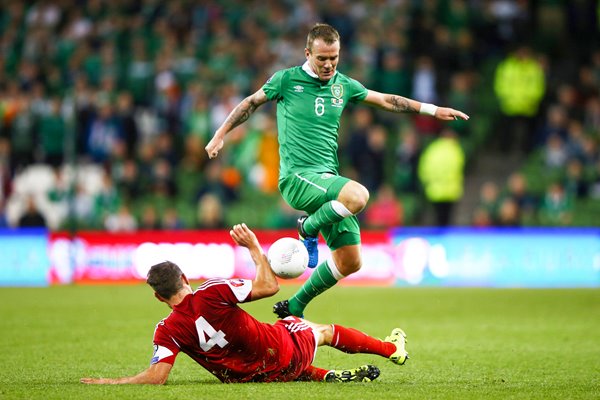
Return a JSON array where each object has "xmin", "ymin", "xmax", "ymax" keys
[{"xmin": 306, "ymin": 23, "xmax": 340, "ymax": 52}]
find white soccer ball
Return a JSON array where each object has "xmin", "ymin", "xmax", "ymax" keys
[{"xmin": 267, "ymin": 237, "xmax": 308, "ymax": 279}]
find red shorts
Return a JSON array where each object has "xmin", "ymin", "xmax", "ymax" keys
[{"xmin": 273, "ymin": 316, "xmax": 317, "ymax": 381}]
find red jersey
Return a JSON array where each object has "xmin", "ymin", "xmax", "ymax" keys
[{"xmin": 151, "ymin": 278, "xmax": 317, "ymax": 383}]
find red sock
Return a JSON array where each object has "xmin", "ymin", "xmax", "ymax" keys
[
  {"xmin": 297, "ymin": 365, "xmax": 329, "ymax": 381},
  {"xmin": 331, "ymin": 325, "xmax": 395, "ymax": 357}
]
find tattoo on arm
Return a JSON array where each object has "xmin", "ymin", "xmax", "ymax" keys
[
  {"xmin": 224, "ymin": 93, "xmax": 266, "ymax": 130},
  {"xmin": 389, "ymin": 95, "xmax": 417, "ymax": 113}
]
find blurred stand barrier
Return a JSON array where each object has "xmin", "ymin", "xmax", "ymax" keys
[
  {"xmin": 1, "ymin": 228, "xmax": 598, "ymax": 287},
  {"xmin": 0, "ymin": 229, "xmax": 49, "ymax": 286}
]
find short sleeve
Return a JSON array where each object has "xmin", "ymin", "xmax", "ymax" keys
[
  {"xmin": 347, "ymin": 76, "xmax": 368, "ymax": 103},
  {"xmin": 151, "ymin": 322, "xmax": 180, "ymax": 365},
  {"xmin": 224, "ymin": 279, "xmax": 252, "ymax": 302},
  {"xmin": 195, "ymin": 278, "xmax": 253, "ymax": 305},
  {"xmin": 262, "ymin": 70, "xmax": 285, "ymax": 101}
]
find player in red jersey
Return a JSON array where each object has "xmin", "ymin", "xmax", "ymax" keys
[{"xmin": 81, "ymin": 223, "xmax": 408, "ymax": 384}]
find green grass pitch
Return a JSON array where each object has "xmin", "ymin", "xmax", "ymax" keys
[{"xmin": 1, "ymin": 284, "xmax": 598, "ymax": 399}]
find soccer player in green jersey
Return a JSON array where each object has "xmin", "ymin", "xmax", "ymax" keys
[{"xmin": 206, "ymin": 23, "xmax": 469, "ymax": 318}]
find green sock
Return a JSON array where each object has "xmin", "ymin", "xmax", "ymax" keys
[
  {"xmin": 288, "ymin": 261, "xmax": 340, "ymax": 316},
  {"xmin": 303, "ymin": 201, "xmax": 349, "ymax": 236}
]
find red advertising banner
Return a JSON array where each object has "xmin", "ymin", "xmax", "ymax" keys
[{"xmin": 48, "ymin": 230, "xmax": 396, "ymax": 285}]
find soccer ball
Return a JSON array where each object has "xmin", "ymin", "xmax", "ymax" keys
[{"xmin": 267, "ymin": 237, "xmax": 308, "ymax": 279}]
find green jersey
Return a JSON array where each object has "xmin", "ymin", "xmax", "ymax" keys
[{"xmin": 262, "ymin": 64, "xmax": 368, "ymax": 177}]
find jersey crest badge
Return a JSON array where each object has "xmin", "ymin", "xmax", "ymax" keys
[{"xmin": 331, "ymin": 84, "xmax": 343, "ymax": 99}]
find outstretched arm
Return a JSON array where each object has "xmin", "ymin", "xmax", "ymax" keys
[
  {"xmin": 81, "ymin": 362, "xmax": 173, "ymax": 385},
  {"xmin": 362, "ymin": 89, "xmax": 469, "ymax": 121},
  {"xmin": 230, "ymin": 223, "xmax": 279, "ymax": 300},
  {"xmin": 205, "ymin": 89, "xmax": 270, "ymax": 159}
]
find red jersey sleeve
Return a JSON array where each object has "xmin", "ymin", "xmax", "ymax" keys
[
  {"xmin": 151, "ymin": 320, "xmax": 180, "ymax": 365},
  {"xmin": 195, "ymin": 278, "xmax": 252, "ymax": 305}
]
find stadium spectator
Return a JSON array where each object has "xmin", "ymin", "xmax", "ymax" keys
[
  {"xmin": 17, "ymin": 195, "xmax": 47, "ymax": 228},
  {"xmin": 493, "ymin": 44, "xmax": 546, "ymax": 154},
  {"xmin": 539, "ymin": 182, "xmax": 573, "ymax": 226},
  {"xmin": 411, "ymin": 55, "xmax": 442, "ymax": 135},
  {"xmin": 113, "ymin": 158, "xmax": 141, "ymax": 202},
  {"xmin": 86, "ymin": 99, "xmax": 121, "ymax": 163},
  {"xmin": 583, "ymin": 95, "xmax": 600, "ymax": 133},
  {"xmin": 342, "ymin": 107, "xmax": 374, "ymax": 179},
  {"xmin": 346, "ymin": 123, "xmax": 387, "ymax": 193},
  {"xmin": 114, "ymin": 91, "xmax": 139, "ymax": 158},
  {"xmin": 161, "ymin": 206, "xmax": 184, "ymax": 230},
  {"xmin": 92, "ymin": 174, "xmax": 121, "ymax": 227},
  {"xmin": 504, "ymin": 172, "xmax": 537, "ymax": 224},
  {"xmin": 364, "ymin": 184, "xmax": 403, "ymax": 229},
  {"xmin": 418, "ymin": 128, "xmax": 465, "ymax": 227},
  {"xmin": 477, "ymin": 181, "xmax": 501, "ymax": 224},
  {"xmin": 563, "ymin": 158, "xmax": 589, "ymax": 199},
  {"xmin": 104, "ymin": 204, "xmax": 137, "ymax": 232},
  {"xmin": 535, "ymin": 104, "xmax": 569, "ymax": 147},
  {"xmin": 471, "ymin": 207, "xmax": 493, "ymax": 228},
  {"xmin": 205, "ymin": 23, "xmax": 469, "ymax": 319},
  {"xmin": 7, "ymin": 94, "xmax": 36, "ymax": 174},
  {"xmin": 139, "ymin": 205, "xmax": 161, "ymax": 230},
  {"xmin": 196, "ymin": 192, "xmax": 225, "ymax": 229},
  {"xmin": 544, "ymin": 134, "xmax": 569, "ymax": 169},
  {"xmin": 496, "ymin": 197, "xmax": 521, "ymax": 228},
  {"xmin": 80, "ymin": 223, "xmax": 408, "ymax": 384},
  {"xmin": 248, "ymin": 114, "xmax": 280, "ymax": 193},
  {"xmin": 393, "ymin": 124, "xmax": 422, "ymax": 193},
  {"xmin": 72, "ymin": 183, "xmax": 94, "ymax": 226}
]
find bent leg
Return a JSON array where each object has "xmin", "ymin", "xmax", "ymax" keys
[
  {"xmin": 329, "ymin": 325, "xmax": 395, "ymax": 357},
  {"xmin": 302, "ymin": 180, "xmax": 369, "ymax": 236},
  {"xmin": 302, "ymin": 319, "xmax": 393, "ymax": 357}
]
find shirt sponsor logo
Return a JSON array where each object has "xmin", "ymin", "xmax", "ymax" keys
[
  {"xmin": 293, "ymin": 85, "xmax": 304, "ymax": 92},
  {"xmin": 331, "ymin": 98, "xmax": 344, "ymax": 107}
]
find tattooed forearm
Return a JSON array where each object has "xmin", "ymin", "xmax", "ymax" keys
[
  {"xmin": 224, "ymin": 98, "xmax": 259, "ymax": 130},
  {"xmin": 388, "ymin": 95, "xmax": 418, "ymax": 113}
]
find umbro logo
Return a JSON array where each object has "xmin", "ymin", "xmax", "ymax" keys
[{"xmin": 293, "ymin": 85, "xmax": 304, "ymax": 92}]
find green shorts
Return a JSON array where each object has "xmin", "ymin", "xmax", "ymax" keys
[{"xmin": 279, "ymin": 172, "xmax": 361, "ymax": 251}]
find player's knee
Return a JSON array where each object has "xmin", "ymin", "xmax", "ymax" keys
[
  {"xmin": 340, "ymin": 182, "xmax": 369, "ymax": 214},
  {"xmin": 315, "ymin": 324, "xmax": 334, "ymax": 345},
  {"xmin": 353, "ymin": 185, "xmax": 369, "ymax": 212},
  {"xmin": 348, "ymin": 259, "xmax": 362, "ymax": 274},
  {"xmin": 338, "ymin": 258, "xmax": 362, "ymax": 275}
]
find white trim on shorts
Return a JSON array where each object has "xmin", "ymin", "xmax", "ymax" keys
[{"xmin": 294, "ymin": 173, "xmax": 327, "ymax": 193}]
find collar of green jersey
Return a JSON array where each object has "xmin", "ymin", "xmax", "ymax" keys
[{"xmin": 301, "ymin": 61, "xmax": 338, "ymax": 80}]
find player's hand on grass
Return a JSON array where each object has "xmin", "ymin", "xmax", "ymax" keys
[
  {"xmin": 435, "ymin": 107, "xmax": 469, "ymax": 121},
  {"xmin": 230, "ymin": 223, "xmax": 260, "ymax": 251},
  {"xmin": 80, "ymin": 377, "xmax": 109, "ymax": 384}
]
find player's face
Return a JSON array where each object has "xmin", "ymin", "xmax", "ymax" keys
[{"xmin": 305, "ymin": 38, "xmax": 340, "ymax": 81}]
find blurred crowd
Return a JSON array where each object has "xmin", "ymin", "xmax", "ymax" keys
[{"xmin": 0, "ymin": 0, "xmax": 598, "ymax": 231}]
